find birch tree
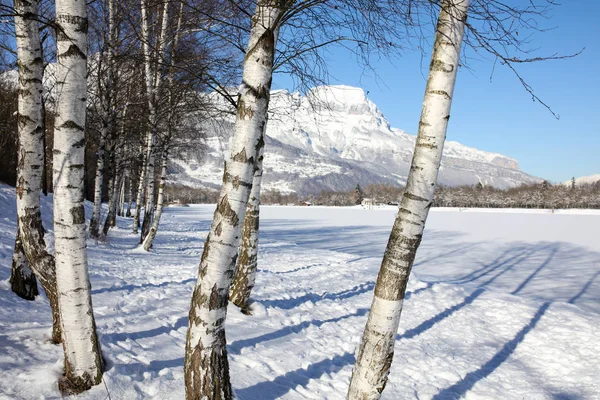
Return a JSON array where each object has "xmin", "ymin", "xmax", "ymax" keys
[
  {"xmin": 184, "ymin": 1, "xmax": 284, "ymax": 397},
  {"xmin": 90, "ymin": 0, "xmax": 118, "ymax": 238},
  {"xmin": 229, "ymin": 139, "xmax": 265, "ymax": 312},
  {"xmin": 13, "ymin": 0, "xmax": 62, "ymax": 344},
  {"xmin": 347, "ymin": 1, "xmax": 469, "ymax": 398},
  {"xmin": 139, "ymin": 0, "xmax": 171, "ymax": 243},
  {"xmin": 53, "ymin": 0, "xmax": 103, "ymax": 392},
  {"xmin": 141, "ymin": 0, "xmax": 184, "ymax": 251}
]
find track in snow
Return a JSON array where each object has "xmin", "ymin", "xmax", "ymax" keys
[{"xmin": 0, "ymin": 195, "xmax": 599, "ymax": 399}]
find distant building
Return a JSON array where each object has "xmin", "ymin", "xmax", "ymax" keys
[
  {"xmin": 301, "ymin": 201, "xmax": 312, "ymax": 206},
  {"xmin": 362, "ymin": 198, "xmax": 374, "ymax": 208}
]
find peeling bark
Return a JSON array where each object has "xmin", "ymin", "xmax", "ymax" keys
[
  {"xmin": 184, "ymin": 2, "xmax": 282, "ymax": 398},
  {"xmin": 347, "ymin": 1, "xmax": 469, "ymax": 399},
  {"xmin": 54, "ymin": 0, "xmax": 103, "ymax": 392}
]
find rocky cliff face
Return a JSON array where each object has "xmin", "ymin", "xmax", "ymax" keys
[{"xmin": 170, "ymin": 85, "xmax": 539, "ymax": 193}]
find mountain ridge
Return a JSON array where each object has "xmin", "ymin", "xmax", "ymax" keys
[{"xmin": 171, "ymin": 85, "xmax": 540, "ymax": 194}]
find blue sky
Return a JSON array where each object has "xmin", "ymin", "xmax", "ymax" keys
[{"xmin": 273, "ymin": 1, "xmax": 599, "ymax": 183}]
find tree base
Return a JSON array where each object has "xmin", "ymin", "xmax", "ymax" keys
[{"xmin": 58, "ymin": 372, "xmax": 101, "ymax": 395}]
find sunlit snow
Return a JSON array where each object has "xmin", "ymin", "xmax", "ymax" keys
[{"xmin": 0, "ymin": 185, "xmax": 598, "ymax": 399}]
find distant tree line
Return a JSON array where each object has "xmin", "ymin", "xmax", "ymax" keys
[
  {"xmin": 434, "ymin": 181, "xmax": 600, "ymax": 209},
  {"xmin": 164, "ymin": 180, "xmax": 600, "ymax": 209},
  {"xmin": 259, "ymin": 181, "xmax": 600, "ymax": 209}
]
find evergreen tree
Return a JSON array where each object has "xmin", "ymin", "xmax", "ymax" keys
[{"xmin": 353, "ymin": 184, "xmax": 364, "ymax": 205}]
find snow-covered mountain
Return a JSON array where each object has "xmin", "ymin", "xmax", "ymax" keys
[
  {"xmin": 563, "ymin": 174, "xmax": 600, "ymax": 187},
  {"xmin": 172, "ymin": 85, "xmax": 540, "ymax": 193}
]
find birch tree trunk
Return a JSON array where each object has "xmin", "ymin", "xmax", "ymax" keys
[
  {"xmin": 126, "ymin": 174, "xmax": 133, "ymax": 217},
  {"xmin": 141, "ymin": 149, "xmax": 168, "ymax": 250},
  {"xmin": 140, "ymin": 0, "xmax": 169, "ymax": 243},
  {"xmin": 140, "ymin": 0, "xmax": 183, "ymax": 251},
  {"xmin": 14, "ymin": 0, "xmax": 61, "ymax": 344},
  {"xmin": 118, "ymin": 172, "xmax": 126, "ymax": 217},
  {"xmin": 91, "ymin": 0, "xmax": 117, "ymax": 238},
  {"xmin": 229, "ymin": 136, "xmax": 265, "ymax": 312},
  {"xmin": 54, "ymin": 0, "xmax": 103, "ymax": 392},
  {"xmin": 347, "ymin": 1, "xmax": 469, "ymax": 399},
  {"xmin": 102, "ymin": 170, "xmax": 117, "ymax": 237},
  {"xmin": 184, "ymin": 2, "xmax": 282, "ymax": 398},
  {"xmin": 133, "ymin": 144, "xmax": 146, "ymax": 232},
  {"xmin": 89, "ymin": 127, "xmax": 106, "ymax": 238},
  {"xmin": 10, "ymin": 227, "xmax": 39, "ymax": 300},
  {"xmin": 103, "ymin": 161, "xmax": 124, "ymax": 236}
]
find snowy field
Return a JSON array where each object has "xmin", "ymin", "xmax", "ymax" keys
[{"xmin": 0, "ymin": 185, "xmax": 599, "ymax": 399}]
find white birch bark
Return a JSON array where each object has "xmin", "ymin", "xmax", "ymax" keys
[
  {"xmin": 133, "ymin": 143, "xmax": 146, "ymax": 232},
  {"xmin": 347, "ymin": 1, "xmax": 469, "ymax": 399},
  {"xmin": 53, "ymin": 0, "xmax": 103, "ymax": 392},
  {"xmin": 118, "ymin": 170, "xmax": 126, "ymax": 217},
  {"xmin": 140, "ymin": 0, "xmax": 170, "ymax": 242},
  {"xmin": 103, "ymin": 104, "xmax": 128, "ymax": 236},
  {"xmin": 184, "ymin": 2, "xmax": 282, "ymax": 398},
  {"xmin": 89, "ymin": 126, "xmax": 106, "ymax": 238},
  {"xmin": 141, "ymin": 149, "xmax": 168, "ymax": 250},
  {"xmin": 102, "ymin": 167, "xmax": 117, "ymax": 237},
  {"xmin": 90, "ymin": 0, "xmax": 117, "ymax": 238},
  {"xmin": 229, "ymin": 133, "xmax": 266, "ymax": 312},
  {"xmin": 140, "ymin": 0, "xmax": 184, "ymax": 251},
  {"xmin": 13, "ymin": 0, "xmax": 61, "ymax": 343},
  {"xmin": 126, "ymin": 173, "xmax": 133, "ymax": 217}
]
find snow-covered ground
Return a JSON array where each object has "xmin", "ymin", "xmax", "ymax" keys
[{"xmin": 0, "ymin": 185, "xmax": 599, "ymax": 399}]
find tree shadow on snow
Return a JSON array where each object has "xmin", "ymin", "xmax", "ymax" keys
[
  {"xmin": 228, "ymin": 308, "xmax": 369, "ymax": 355},
  {"xmin": 235, "ymin": 351, "xmax": 355, "ymax": 400},
  {"xmin": 102, "ymin": 315, "xmax": 188, "ymax": 343},
  {"xmin": 258, "ymin": 281, "xmax": 375, "ymax": 310},
  {"xmin": 431, "ymin": 302, "xmax": 551, "ymax": 400},
  {"xmin": 91, "ymin": 277, "xmax": 195, "ymax": 295}
]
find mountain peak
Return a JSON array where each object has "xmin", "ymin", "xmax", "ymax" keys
[{"xmin": 172, "ymin": 86, "xmax": 540, "ymax": 193}]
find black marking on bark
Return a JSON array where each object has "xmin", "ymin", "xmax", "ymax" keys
[
  {"xmin": 416, "ymin": 142, "xmax": 438, "ymax": 150},
  {"xmin": 375, "ymin": 232, "xmax": 423, "ymax": 300},
  {"xmin": 444, "ymin": 114, "xmax": 450, "ymax": 120},
  {"xmin": 430, "ymin": 59, "xmax": 454, "ymax": 73},
  {"xmin": 244, "ymin": 27, "xmax": 275, "ymax": 68},
  {"xmin": 429, "ymin": 89, "xmax": 451, "ymax": 100},
  {"xmin": 255, "ymin": 135, "xmax": 265, "ymax": 152},
  {"xmin": 223, "ymin": 171, "xmax": 252, "ymax": 189},
  {"xmin": 404, "ymin": 192, "xmax": 428, "ymax": 202},
  {"xmin": 70, "ymin": 205, "xmax": 85, "ymax": 224},
  {"xmin": 59, "ymin": 120, "xmax": 84, "ymax": 131},
  {"xmin": 17, "ymin": 113, "xmax": 35, "ymax": 126},
  {"xmin": 59, "ymin": 44, "xmax": 87, "ymax": 60},
  {"xmin": 398, "ymin": 207, "xmax": 414, "ymax": 216},
  {"xmin": 56, "ymin": 14, "xmax": 88, "ymax": 33},
  {"xmin": 72, "ymin": 138, "xmax": 85, "ymax": 148},
  {"xmin": 215, "ymin": 221, "xmax": 223, "ymax": 236}
]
